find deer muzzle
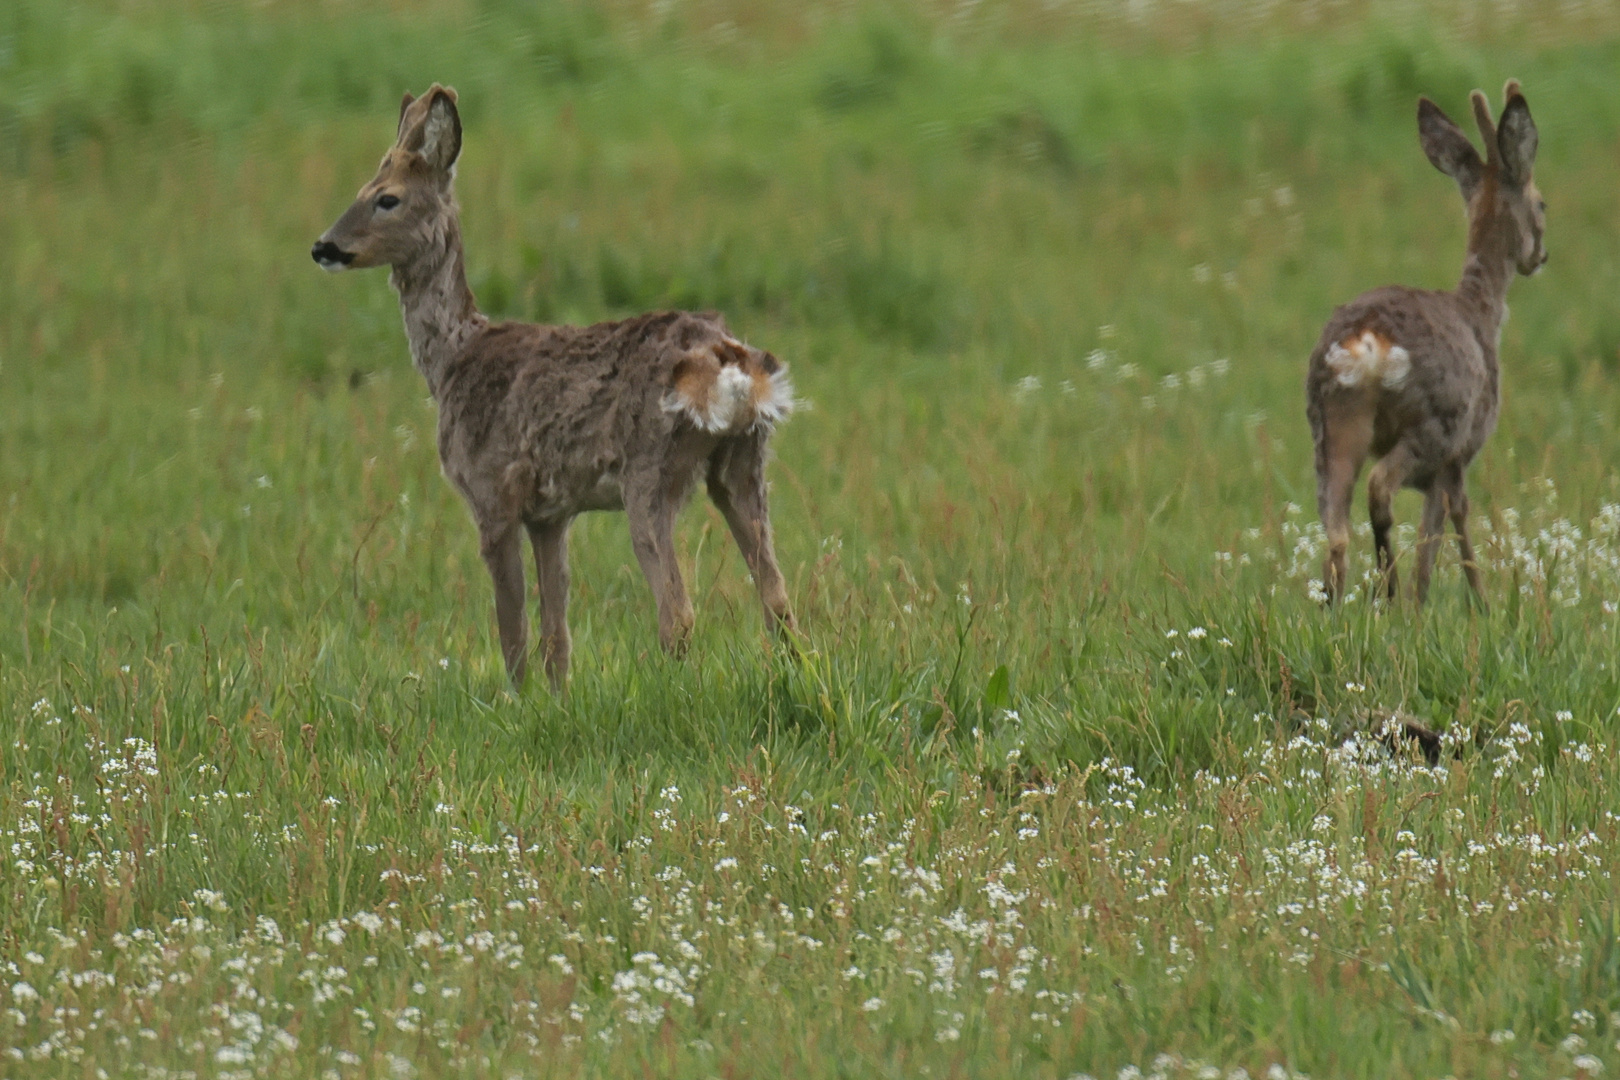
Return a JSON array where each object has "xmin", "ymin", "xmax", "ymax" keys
[{"xmin": 310, "ymin": 240, "xmax": 355, "ymax": 271}]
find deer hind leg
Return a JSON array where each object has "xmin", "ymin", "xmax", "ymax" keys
[
  {"xmin": 707, "ymin": 434, "xmax": 795, "ymax": 635},
  {"xmin": 1411, "ymin": 483, "xmax": 1450, "ymax": 605},
  {"xmin": 625, "ymin": 472, "xmax": 697, "ymax": 655},
  {"xmin": 1442, "ymin": 470, "xmax": 1488, "ymax": 609},
  {"xmin": 1315, "ymin": 410, "xmax": 1372, "ymax": 602},
  {"xmin": 1366, "ymin": 443, "xmax": 1416, "ymax": 600},
  {"xmin": 479, "ymin": 523, "xmax": 529, "ymax": 686},
  {"xmin": 527, "ymin": 518, "xmax": 572, "ymax": 691}
]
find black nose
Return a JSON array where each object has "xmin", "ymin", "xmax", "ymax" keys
[{"xmin": 311, "ymin": 240, "xmax": 353, "ymax": 266}]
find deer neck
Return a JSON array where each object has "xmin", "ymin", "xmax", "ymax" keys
[
  {"xmin": 1453, "ymin": 200, "xmax": 1517, "ymax": 356},
  {"xmin": 389, "ymin": 204, "xmax": 486, "ymax": 398}
]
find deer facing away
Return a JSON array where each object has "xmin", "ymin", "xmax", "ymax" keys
[
  {"xmin": 312, "ymin": 85, "xmax": 797, "ymax": 690},
  {"xmin": 1306, "ymin": 82, "xmax": 1544, "ymax": 606}
]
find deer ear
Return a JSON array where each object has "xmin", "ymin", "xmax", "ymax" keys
[
  {"xmin": 1496, "ymin": 92, "xmax": 1538, "ymax": 188},
  {"xmin": 1469, "ymin": 89, "xmax": 1498, "ymax": 165},
  {"xmin": 396, "ymin": 92, "xmax": 417, "ymax": 141},
  {"xmin": 419, "ymin": 86, "xmax": 462, "ymax": 173},
  {"xmin": 1418, "ymin": 96, "xmax": 1483, "ymax": 200}
]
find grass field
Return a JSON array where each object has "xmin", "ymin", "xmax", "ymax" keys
[{"xmin": 5, "ymin": 0, "xmax": 1620, "ymax": 1076}]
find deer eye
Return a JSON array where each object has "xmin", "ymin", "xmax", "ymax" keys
[{"xmin": 376, "ymin": 194, "xmax": 401, "ymax": 211}]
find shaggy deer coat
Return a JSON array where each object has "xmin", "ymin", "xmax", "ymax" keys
[
  {"xmin": 1306, "ymin": 82, "xmax": 1545, "ymax": 605},
  {"xmin": 313, "ymin": 86, "xmax": 796, "ymax": 689}
]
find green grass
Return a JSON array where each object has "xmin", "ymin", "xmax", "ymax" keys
[{"xmin": 4, "ymin": 0, "xmax": 1620, "ymax": 1076}]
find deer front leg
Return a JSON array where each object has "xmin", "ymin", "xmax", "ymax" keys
[
  {"xmin": 1443, "ymin": 473, "xmax": 1488, "ymax": 610},
  {"xmin": 625, "ymin": 485, "xmax": 695, "ymax": 654},
  {"xmin": 480, "ymin": 523, "xmax": 529, "ymax": 686},
  {"xmin": 527, "ymin": 518, "xmax": 572, "ymax": 691},
  {"xmin": 707, "ymin": 437, "xmax": 794, "ymax": 635},
  {"xmin": 1411, "ymin": 485, "xmax": 1449, "ymax": 605}
]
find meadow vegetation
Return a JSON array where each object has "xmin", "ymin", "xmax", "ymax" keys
[{"xmin": 4, "ymin": 0, "xmax": 1620, "ymax": 1075}]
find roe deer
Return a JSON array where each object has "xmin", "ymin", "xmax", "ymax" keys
[
  {"xmin": 1306, "ymin": 81, "xmax": 1544, "ymax": 606},
  {"xmin": 311, "ymin": 85, "xmax": 797, "ymax": 690}
]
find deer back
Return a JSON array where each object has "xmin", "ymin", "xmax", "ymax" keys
[{"xmin": 435, "ymin": 311, "xmax": 791, "ymax": 525}]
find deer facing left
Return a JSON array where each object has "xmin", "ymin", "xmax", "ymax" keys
[{"xmin": 312, "ymin": 85, "xmax": 797, "ymax": 690}]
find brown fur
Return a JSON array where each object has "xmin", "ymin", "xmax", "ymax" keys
[
  {"xmin": 1305, "ymin": 82, "xmax": 1545, "ymax": 606},
  {"xmin": 1347, "ymin": 330, "xmax": 1392, "ymax": 354},
  {"xmin": 666, "ymin": 339, "xmax": 788, "ymax": 434},
  {"xmin": 313, "ymin": 85, "xmax": 797, "ymax": 690}
]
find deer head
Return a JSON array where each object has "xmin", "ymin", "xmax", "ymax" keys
[
  {"xmin": 1417, "ymin": 80, "xmax": 1545, "ymax": 277},
  {"xmin": 311, "ymin": 85, "xmax": 463, "ymax": 271}
]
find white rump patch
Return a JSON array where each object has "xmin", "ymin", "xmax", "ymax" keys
[
  {"xmin": 662, "ymin": 340, "xmax": 799, "ymax": 435},
  {"xmin": 1325, "ymin": 330, "xmax": 1410, "ymax": 390},
  {"xmin": 753, "ymin": 368, "xmax": 798, "ymax": 427},
  {"xmin": 709, "ymin": 366, "xmax": 755, "ymax": 433}
]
